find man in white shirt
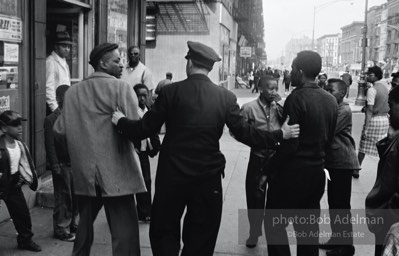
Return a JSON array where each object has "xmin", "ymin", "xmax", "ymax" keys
[
  {"xmin": 121, "ymin": 46, "xmax": 155, "ymax": 102},
  {"xmin": 46, "ymin": 31, "xmax": 73, "ymax": 115}
]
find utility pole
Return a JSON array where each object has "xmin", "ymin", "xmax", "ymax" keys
[{"xmin": 355, "ymin": 0, "xmax": 368, "ymax": 106}]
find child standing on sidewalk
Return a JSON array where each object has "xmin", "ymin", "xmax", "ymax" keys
[
  {"xmin": 320, "ymin": 78, "xmax": 360, "ymax": 256},
  {"xmin": 0, "ymin": 110, "xmax": 41, "ymax": 252},
  {"xmin": 44, "ymin": 84, "xmax": 78, "ymax": 241}
]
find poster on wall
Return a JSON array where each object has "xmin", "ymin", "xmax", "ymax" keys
[
  {"xmin": 0, "ymin": 95, "xmax": 10, "ymax": 112},
  {"xmin": 0, "ymin": 15, "xmax": 22, "ymax": 43},
  {"xmin": 4, "ymin": 42, "xmax": 18, "ymax": 63}
]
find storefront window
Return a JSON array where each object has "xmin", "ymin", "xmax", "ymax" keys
[
  {"xmin": 108, "ymin": 0, "xmax": 128, "ymax": 66},
  {"xmin": 0, "ymin": 0, "xmax": 21, "ymax": 112}
]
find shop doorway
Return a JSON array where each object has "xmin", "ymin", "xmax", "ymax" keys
[{"xmin": 46, "ymin": 1, "xmax": 86, "ymax": 83}]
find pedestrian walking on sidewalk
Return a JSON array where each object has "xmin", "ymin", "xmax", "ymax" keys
[
  {"xmin": 282, "ymin": 70, "xmax": 291, "ymax": 95},
  {"xmin": 54, "ymin": 43, "xmax": 146, "ymax": 256},
  {"xmin": 133, "ymin": 83, "xmax": 161, "ymax": 222},
  {"xmin": 240, "ymin": 76, "xmax": 283, "ymax": 248},
  {"xmin": 340, "ymin": 67, "xmax": 352, "ymax": 98},
  {"xmin": 356, "ymin": 65, "xmax": 390, "ymax": 178},
  {"xmin": 0, "ymin": 110, "xmax": 41, "ymax": 252},
  {"xmin": 260, "ymin": 51, "xmax": 338, "ymax": 256},
  {"xmin": 112, "ymin": 41, "xmax": 300, "ymax": 256},
  {"xmin": 365, "ymin": 85, "xmax": 399, "ymax": 256},
  {"xmin": 320, "ymin": 78, "xmax": 359, "ymax": 256},
  {"xmin": 44, "ymin": 84, "xmax": 78, "ymax": 242}
]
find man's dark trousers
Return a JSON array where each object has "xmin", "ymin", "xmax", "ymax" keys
[
  {"xmin": 264, "ymin": 167, "xmax": 325, "ymax": 256},
  {"xmin": 3, "ymin": 174, "xmax": 34, "ymax": 246},
  {"xmin": 52, "ymin": 164, "xmax": 78, "ymax": 236},
  {"xmin": 136, "ymin": 152, "xmax": 152, "ymax": 219},
  {"xmin": 245, "ymin": 152, "xmax": 266, "ymax": 238},
  {"xmin": 149, "ymin": 175, "xmax": 223, "ymax": 256},
  {"xmin": 72, "ymin": 186, "xmax": 140, "ymax": 256},
  {"xmin": 326, "ymin": 169, "xmax": 353, "ymax": 246}
]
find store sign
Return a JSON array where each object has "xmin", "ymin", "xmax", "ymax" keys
[
  {"xmin": 0, "ymin": 15, "xmax": 22, "ymax": 42},
  {"xmin": 240, "ymin": 47, "xmax": 252, "ymax": 58},
  {"xmin": 0, "ymin": 96, "xmax": 10, "ymax": 112}
]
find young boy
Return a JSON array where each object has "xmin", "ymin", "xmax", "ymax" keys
[
  {"xmin": 366, "ymin": 85, "xmax": 399, "ymax": 256},
  {"xmin": 44, "ymin": 84, "xmax": 78, "ymax": 241},
  {"xmin": 320, "ymin": 78, "xmax": 360, "ymax": 256},
  {"xmin": 133, "ymin": 83, "xmax": 160, "ymax": 222},
  {"xmin": 0, "ymin": 110, "xmax": 41, "ymax": 252},
  {"xmin": 240, "ymin": 76, "xmax": 283, "ymax": 248}
]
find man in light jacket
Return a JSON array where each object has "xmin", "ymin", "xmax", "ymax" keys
[
  {"xmin": 46, "ymin": 31, "xmax": 73, "ymax": 115},
  {"xmin": 53, "ymin": 43, "xmax": 146, "ymax": 256}
]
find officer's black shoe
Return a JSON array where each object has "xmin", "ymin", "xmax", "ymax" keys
[
  {"xmin": 17, "ymin": 240, "xmax": 42, "ymax": 252},
  {"xmin": 246, "ymin": 236, "xmax": 258, "ymax": 248},
  {"xmin": 352, "ymin": 170, "xmax": 360, "ymax": 179},
  {"xmin": 326, "ymin": 245, "xmax": 355, "ymax": 256}
]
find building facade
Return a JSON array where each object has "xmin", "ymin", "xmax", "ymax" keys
[
  {"xmin": 316, "ymin": 33, "xmax": 340, "ymax": 72},
  {"xmin": 340, "ymin": 21, "xmax": 363, "ymax": 71}
]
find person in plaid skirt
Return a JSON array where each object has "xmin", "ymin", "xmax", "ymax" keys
[{"xmin": 356, "ymin": 66, "xmax": 390, "ymax": 178}]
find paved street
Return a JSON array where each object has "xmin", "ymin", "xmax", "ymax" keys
[{"xmin": 0, "ymin": 85, "xmax": 380, "ymax": 256}]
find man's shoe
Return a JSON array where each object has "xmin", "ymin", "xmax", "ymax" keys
[
  {"xmin": 17, "ymin": 240, "xmax": 42, "ymax": 252},
  {"xmin": 352, "ymin": 170, "xmax": 359, "ymax": 179},
  {"xmin": 326, "ymin": 245, "xmax": 355, "ymax": 256},
  {"xmin": 246, "ymin": 236, "xmax": 258, "ymax": 248},
  {"xmin": 54, "ymin": 233, "xmax": 75, "ymax": 242},
  {"xmin": 319, "ymin": 240, "xmax": 338, "ymax": 250}
]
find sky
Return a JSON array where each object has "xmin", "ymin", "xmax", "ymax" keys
[{"xmin": 263, "ymin": 0, "xmax": 387, "ymax": 61}]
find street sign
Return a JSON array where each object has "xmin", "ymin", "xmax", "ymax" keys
[{"xmin": 240, "ymin": 47, "xmax": 251, "ymax": 58}]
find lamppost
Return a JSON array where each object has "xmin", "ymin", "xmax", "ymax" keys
[
  {"xmin": 355, "ymin": 0, "xmax": 369, "ymax": 106},
  {"xmin": 312, "ymin": 0, "xmax": 354, "ymax": 50}
]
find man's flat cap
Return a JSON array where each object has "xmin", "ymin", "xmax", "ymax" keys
[
  {"xmin": 185, "ymin": 41, "xmax": 221, "ymax": 70},
  {"xmin": 89, "ymin": 43, "xmax": 119, "ymax": 67}
]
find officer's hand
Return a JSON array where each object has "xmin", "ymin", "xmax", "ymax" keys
[
  {"xmin": 281, "ymin": 115, "xmax": 300, "ymax": 139},
  {"xmin": 112, "ymin": 107, "xmax": 126, "ymax": 125}
]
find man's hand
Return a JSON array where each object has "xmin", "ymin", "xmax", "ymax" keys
[
  {"xmin": 388, "ymin": 125, "xmax": 399, "ymax": 139},
  {"xmin": 281, "ymin": 115, "xmax": 300, "ymax": 139},
  {"xmin": 112, "ymin": 107, "xmax": 126, "ymax": 125}
]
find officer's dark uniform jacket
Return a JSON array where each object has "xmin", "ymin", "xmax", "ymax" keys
[{"xmin": 117, "ymin": 73, "xmax": 283, "ymax": 187}]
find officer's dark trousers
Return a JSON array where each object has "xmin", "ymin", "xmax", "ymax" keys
[
  {"xmin": 326, "ymin": 168, "xmax": 353, "ymax": 246},
  {"xmin": 136, "ymin": 152, "xmax": 152, "ymax": 219},
  {"xmin": 149, "ymin": 175, "xmax": 223, "ymax": 256},
  {"xmin": 245, "ymin": 153, "xmax": 265, "ymax": 238},
  {"xmin": 4, "ymin": 175, "xmax": 34, "ymax": 246},
  {"xmin": 52, "ymin": 164, "xmax": 79, "ymax": 236},
  {"xmin": 264, "ymin": 167, "xmax": 325, "ymax": 256},
  {"xmin": 72, "ymin": 186, "xmax": 140, "ymax": 256}
]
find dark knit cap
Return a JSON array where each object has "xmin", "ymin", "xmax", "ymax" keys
[
  {"xmin": 185, "ymin": 41, "xmax": 221, "ymax": 70},
  {"xmin": 89, "ymin": 43, "xmax": 119, "ymax": 67}
]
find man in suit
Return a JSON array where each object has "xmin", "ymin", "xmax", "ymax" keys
[
  {"xmin": 54, "ymin": 43, "xmax": 146, "ymax": 256},
  {"xmin": 112, "ymin": 41, "xmax": 299, "ymax": 256}
]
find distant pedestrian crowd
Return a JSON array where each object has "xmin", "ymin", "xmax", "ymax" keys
[{"xmin": 1, "ymin": 37, "xmax": 399, "ymax": 256}]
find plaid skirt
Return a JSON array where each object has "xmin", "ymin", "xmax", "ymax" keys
[{"xmin": 359, "ymin": 115, "xmax": 389, "ymax": 156}]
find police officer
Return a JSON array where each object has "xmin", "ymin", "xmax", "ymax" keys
[{"xmin": 112, "ymin": 41, "xmax": 300, "ymax": 256}]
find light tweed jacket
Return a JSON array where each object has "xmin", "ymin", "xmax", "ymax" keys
[{"xmin": 54, "ymin": 72, "xmax": 146, "ymax": 197}]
